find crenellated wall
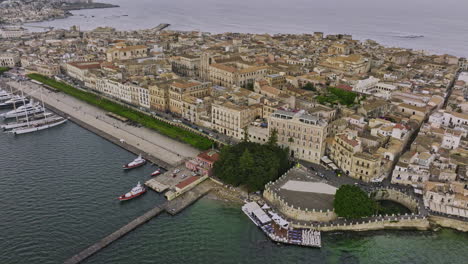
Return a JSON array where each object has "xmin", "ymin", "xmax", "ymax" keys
[{"xmin": 370, "ymin": 188, "xmax": 420, "ymax": 213}]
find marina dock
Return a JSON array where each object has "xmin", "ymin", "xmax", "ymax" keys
[{"xmin": 6, "ymin": 80, "xmax": 200, "ymax": 168}]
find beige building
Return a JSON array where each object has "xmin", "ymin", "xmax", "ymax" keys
[
  {"xmin": 148, "ymin": 81, "xmax": 171, "ymax": 111},
  {"xmin": 212, "ymin": 99, "xmax": 261, "ymax": 139},
  {"xmin": 0, "ymin": 53, "xmax": 20, "ymax": 67},
  {"xmin": 424, "ymin": 181, "xmax": 468, "ymax": 219},
  {"xmin": 208, "ymin": 62, "xmax": 269, "ymax": 88},
  {"xmin": 328, "ymin": 133, "xmax": 383, "ymax": 182},
  {"xmin": 106, "ymin": 44, "xmax": 148, "ymax": 62},
  {"xmin": 65, "ymin": 61, "xmax": 102, "ymax": 81},
  {"xmin": 169, "ymin": 80, "xmax": 211, "ymax": 116},
  {"xmin": 320, "ymin": 54, "xmax": 370, "ymax": 75},
  {"xmin": 171, "ymin": 55, "xmax": 200, "ymax": 77},
  {"xmin": 265, "ymin": 74, "xmax": 287, "ymax": 89},
  {"xmin": 35, "ymin": 64, "xmax": 60, "ymax": 77},
  {"xmin": 269, "ymin": 109, "xmax": 328, "ymax": 164}
]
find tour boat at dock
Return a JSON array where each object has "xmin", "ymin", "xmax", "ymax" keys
[
  {"xmin": 123, "ymin": 155, "xmax": 146, "ymax": 170},
  {"xmin": 118, "ymin": 182, "xmax": 146, "ymax": 201},
  {"xmin": 151, "ymin": 168, "xmax": 162, "ymax": 176}
]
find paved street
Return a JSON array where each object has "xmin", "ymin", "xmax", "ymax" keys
[{"xmin": 7, "ymin": 80, "xmax": 201, "ymax": 166}]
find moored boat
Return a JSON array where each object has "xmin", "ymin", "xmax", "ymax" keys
[
  {"xmin": 123, "ymin": 155, "xmax": 146, "ymax": 170},
  {"xmin": 1, "ymin": 102, "xmax": 43, "ymax": 119},
  {"xmin": 0, "ymin": 95, "xmax": 29, "ymax": 109},
  {"xmin": 2, "ymin": 114, "xmax": 62, "ymax": 130},
  {"xmin": 9, "ymin": 117, "xmax": 68, "ymax": 135},
  {"xmin": 151, "ymin": 168, "xmax": 161, "ymax": 176},
  {"xmin": 118, "ymin": 182, "xmax": 146, "ymax": 201},
  {"xmin": 0, "ymin": 91, "xmax": 13, "ymax": 102}
]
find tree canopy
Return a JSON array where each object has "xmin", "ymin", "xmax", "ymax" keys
[
  {"xmin": 333, "ymin": 185, "xmax": 377, "ymax": 219},
  {"xmin": 213, "ymin": 141, "xmax": 291, "ymax": 192},
  {"xmin": 302, "ymin": 82, "xmax": 316, "ymax": 91}
]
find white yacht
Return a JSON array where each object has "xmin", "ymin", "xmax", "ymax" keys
[
  {"xmin": 2, "ymin": 113, "xmax": 61, "ymax": 130},
  {"xmin": 0, "ymin": 95, "xmax": 28, "ymax": 109},
  {"xmin": 1, "ymin": 102, "xmax": 44, "ymax": 119},
  {"xmin": 0, "ymin": 91, "xmax": 13, "ymax": 102},
  {"xmin": 9, "ymin": 117, "xmax": 68, "ymax": 135}
]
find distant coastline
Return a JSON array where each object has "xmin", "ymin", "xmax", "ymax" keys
[{"xmin": 60, "ymin": 2, "xmax": 119, "ymax": 11}]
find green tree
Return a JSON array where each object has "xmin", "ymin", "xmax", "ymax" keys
[
  {"xmin": 303, "ymin": 82, "xmax": 316, "ymax": 91},
  {"xmin": 213, "ymin": 141, "xmax": 291, "ymax": 192},
  {"xmin": 242, "ymin": 127, "xmax": 249, "ymax": 142},
  {"xmin": 267, "ymin": 129, "xmax": 278, "ymax": 147},
  {"xmin": 333, "ymin": 185, "xmax": 377, "ymax": 219}
]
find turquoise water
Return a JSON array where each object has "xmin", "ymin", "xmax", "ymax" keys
[{"xmin": 0, "ymin": 121, "xmax": 467, "ymax": 263}]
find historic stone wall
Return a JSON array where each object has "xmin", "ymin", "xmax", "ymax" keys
[
  {"xmin": 264, "ymin": 188, "xmax": 337, "ymax": 222},
  {"xmin": 291, "ymin": 215, "xmax": 430, "ymax": 232},
  {"xmin": 371, "ymin": 188, "xmax": 420, "ymax": 213}
]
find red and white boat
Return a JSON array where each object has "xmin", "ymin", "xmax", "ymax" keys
[
  {"xmin": 123, "ymin": 155, "xmax": 146, "ymax": 170},
  {"xmin": 118, "ymin": 182, "xmax": 146, "ymax": 201},
  {"xmin": 151, "ymin": 168, "xmax": 162, "ymax": 176}
]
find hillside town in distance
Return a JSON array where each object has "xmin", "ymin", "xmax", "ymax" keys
[{"xmin": 1, "ymin": 5, "xmax": 468, "ymax": 250}]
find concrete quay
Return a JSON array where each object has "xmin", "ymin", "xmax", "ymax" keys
[
  {"xmin": 7, "ymin": 80, "xmax": 200, "ymax": 167},
  {"xmin": 165, "ymin": 180, "xmax": 215, "ymax": 215},
  {"xmin": 64, "ymin": 205, "xmax": 166, "ymax": 264},
  {"xmin": 64, "ymin": 182, "xmax": 214, "ymax": 264}
]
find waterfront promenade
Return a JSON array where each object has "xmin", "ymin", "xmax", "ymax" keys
[{"xmin": 7, "ymin": 80, "xmax": 200, "ymax": 166}]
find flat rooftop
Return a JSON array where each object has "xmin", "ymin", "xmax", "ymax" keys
[{"xmin": 268, "ymin": 166, "xmax": 336, "ymax": 210}]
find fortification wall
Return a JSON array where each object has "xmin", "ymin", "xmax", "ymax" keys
[
  {"xmin": 371, "ymin": 188, "xmax": 419, "ymax": 213},
  {"xmin": 291, "ymin": 215, "xmax": 430, "ymax": 232},
  {"xmin": 264, "ymin": 188, "xmax": 337, "ymax": 222}
]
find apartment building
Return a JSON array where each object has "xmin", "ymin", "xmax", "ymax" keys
[
  {"xmin": 65, "ymin": 61, "xmax": 102, "ymax": 81},
  {"xmin": 328, "ymin": 133, "xmax": 383, "ymax": 182},
  {"xmin": 212, "ymin": 99, "xmax": 261, "ymax": 139},
  {"xmin": 208, "ymin": 62, "xmax": 269, "ymax": 88},
  {"xmin": 171, "ymin": 55, "xmax": 200, "ymax": 77},
  {"xmin": 0, "ymin": 53, "xmax": 20, "ymax": 67},
  {"xmin": 168, "ymin": 80, "xmax": 211, "ymax": 115},
  {"xmin": 269, "ymin": 109, "xmax": 328, "ymax": 164}
]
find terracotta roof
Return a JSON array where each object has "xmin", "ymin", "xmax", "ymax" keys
[
  {"xmin": 67, "ymin": 61, "xmax": 102, "ymax": 70},
  {"xmin": 336, "ymin": 84, "xmax": 353, "ymax": 91},
  {"xmin": 338, "ymin": 134, "xmax": 360, "ymax": 147},
  {"xmin": 197, "ymin": 150, "xmax": 220, "ymax": 164},
  {"xmin": 175, "ymin": 176, "xmax": 200, "ymax": 190},
  {"xmin": 261, "ymin": 85, "xmax": 281, "ymax": 96},
  {"xmin": 210, "ymin": 63, "xmax": 237, "ymax": 73},
  {"xmin": 172, "ymin": 81, "xmax": 200, "ymax": 89}
]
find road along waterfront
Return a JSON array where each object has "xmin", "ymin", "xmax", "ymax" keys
[{"xmin": 6, "ymin": 80, "xmax": 200, "ymax": 167}]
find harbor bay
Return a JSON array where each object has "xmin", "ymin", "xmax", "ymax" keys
[
  {"xmin": 1, "ymin": 0, "xmax": 468, "ymax": 262},
  {"xmin": 0, "ymin": 118, "xmax": 467, "ymax": 263}
]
